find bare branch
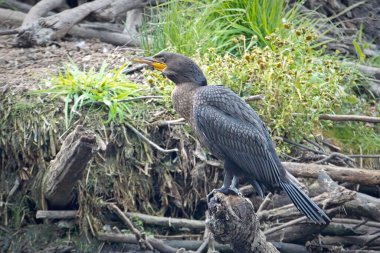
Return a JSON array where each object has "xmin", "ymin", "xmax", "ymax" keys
[
  {"xmin": 125, "ymin": 123, "xmax": 178, "ymax": 153},
  {"xmin": 108, "ymin": 204, "xmax": 153, "ymax": 250},
  {"xmin": 319, "ymin": 114, "xmax": 380, "ymax": 123}
]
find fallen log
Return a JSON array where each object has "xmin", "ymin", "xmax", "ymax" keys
[
  {"xmin": 92, "ymin": 0, "xmax": 148, "ymax": 22},
  {"xmin": 97, "ymin": 233, "xmax": 235, "ymax": 253},
  {"xmin": 36, "ymin": 210, "xmax": 77, "ymax": 219},
  {"xmin": 19, "ymin": 0, "xmax": 64, "ymax": 30},
  {"xmin": 257, "ymin": 187, "xmax": 350, "ymax": 224},
  {"xmin": 344, "ymin": 62, "xmax": 380, "ymax": 78},
  {"xmin": 0, "ymin": 8, "xmax": 138, "ymax": 46},
  {"xmin": 321, "ymin": 234, "xmax": 380, "ymax": 247},
  {"xmin": 283, "ymin": 162, "xmax": 380, "ymax": 186},
  {"xmin": 15, "ymin": 0, "xmax": 113, "ymax": 46},
  {"xmin": 195, "ymin": 153, "xmax": 380, "ymax": 186},
  {"xmin": 43, "ymin": 125, "xmax": 96, "ymax": 208},
  {"xmin": 309, "ymin": 175, "xmax": 380, "ymax": 222},
  {"xmin": 0, "ymin": 0, "xmax": 34, "ymax": 13},
  {"xmin": 207, "ymin": 192, "xmax": 279, "ymax": 253},
  {"xmin": 125, "ymin": 212, "xmax": 205, "ymax": 230},
  {"xmin": 108, "ymin": 204, "xmax": 153, "ymax": 250},
  {"xmin": 271, "ymin": 242, "xmax": 309, "ymax": 253},
  {"xmin": 97, "ymin": 232, "xmax": 179, "ymax": 253},
  {"xmin": 262, "ymin": 172, "xmax": 355, "ymax": 242}
]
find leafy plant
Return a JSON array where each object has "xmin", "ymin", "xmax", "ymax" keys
[{"xmin": 34, "ymin": 63, "xmax": 147, "ymax": 128}]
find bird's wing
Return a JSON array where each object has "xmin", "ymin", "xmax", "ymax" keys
[{"xmin": 193, "ymin": 87, "xmax": 284, "ymax": 187}]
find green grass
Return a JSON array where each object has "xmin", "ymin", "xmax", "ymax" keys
[
  {"xmin": 367, "ymin": 55, "xmax": 380, "ymax": 67},
  {"xmin": 141, "ymin": 0, "xmax": 323, "ymax": 56},
  {"xmin": 141, "ymin": 0, "xmax": 216, "ymax": 56},
  {"xmin": 33, "ymin": 63, "xmax": 147, "ymax": 128},
  {"xmin": 324, "ymin": 123, "xmax": 380, "ymax": 155}
]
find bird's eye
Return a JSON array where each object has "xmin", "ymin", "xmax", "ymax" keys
[{"xmin": 156, "ymin": 56, "xmax": 165, "ymax": 63}]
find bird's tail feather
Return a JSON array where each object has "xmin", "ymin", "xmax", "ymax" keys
[{"xmin": 280, "ymin": 181, "xmax": 330, "ymax": 225}]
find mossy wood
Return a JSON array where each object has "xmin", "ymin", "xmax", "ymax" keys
[
  {"xmin": 43, "ymin": 125, "xmax": 96, "ymax": 208},
  {"xmin": 207, "ymin": 192, "xmax": 279, "ymax": 253}
]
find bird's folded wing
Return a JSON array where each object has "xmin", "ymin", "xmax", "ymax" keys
[{"xmin": 194, "ymin": 104, "xmax": 283, "ymax": 187}]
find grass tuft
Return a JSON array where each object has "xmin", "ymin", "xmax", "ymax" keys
[{"xmin": 33, "ymin": 63, "xmax": 147, "ymax": 128}]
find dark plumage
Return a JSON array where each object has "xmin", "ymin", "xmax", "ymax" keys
[{"xmin": 133, "ymin": 52, "xmax": 330, "ymax": 225}]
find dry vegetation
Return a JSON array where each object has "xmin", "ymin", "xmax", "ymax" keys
[{"xmin": 0, "ymin": 0, "xmax": 379, "ymax": 253}]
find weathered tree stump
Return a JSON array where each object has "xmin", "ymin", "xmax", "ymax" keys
[
  {"xmin": 206, "ymin": 192, "xmax": 279, "ymax": 253},
  {"xmin": 43, "ymin": 125, "xmax": 96, "ymax": 209}
]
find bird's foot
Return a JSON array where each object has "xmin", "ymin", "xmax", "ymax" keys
[{"xmin": 207, "ymin": 187, "xmax": 242, "ymax": 202}]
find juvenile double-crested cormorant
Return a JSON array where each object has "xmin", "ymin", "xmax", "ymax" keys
[{"xmin": 133, "ymin": 52, "xmax": 330, "ymax": 225}]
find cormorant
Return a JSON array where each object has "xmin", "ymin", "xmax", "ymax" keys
[{"xmin": 133, "ymin": 52, "xmax": 330, "ymax": 225}]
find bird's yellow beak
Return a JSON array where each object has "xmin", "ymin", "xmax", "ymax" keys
[{"xmin": 131, "ymin": 57, "xmax": 167, "ymax": 71}]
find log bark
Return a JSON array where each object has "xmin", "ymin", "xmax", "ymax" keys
[
  {"xmin": 196, "ymin": 155, "xmax": 380, "ymax": 186},
  {"xmin": 321, "ymin": 234, "xmax": 380, "ymax": 247},
  {"xmin": 125, "ymin": 212, "xmax": 205, "ymax": 230},
  {"xmin": 0, "ymin": 8, "xmax": 138, "ymax": 46},
  {"xmin": 124, "ymin": 7, "xmax": 143, "ymax": 35},
  {"xmin": 283, "ymin": 162, "xmax": 380, "ymax": 186},
  {"xmin": 16, "ymin": 0, "xmax": 114, "ymax": 46},
  {"xmin": 36, "ymin": 210, "xmax": 77, "ymax": 219},
  {"xmin": 43, "ymin": 125, "xmax": 96, "ymax": 208},
  {"xmin": 20, "ymin": 0, "xmax": 64, "ymax": 29},
  {"xmin": 92, "ymin": 0, "xmax": 148, "ymax": 21},
  {"xmin": 0, "ymin": 0, "xmax": 34, "ymax": 13},
  {"xmin": 97, "ymin": 233, "xmax": 179, "ymax": 253},
  {"xmin": 262, "ymin": 172, "xmax": 355, "ymax": 242},
  {"xmin": 108, "ymin": 204, "xmax": 154, "ymax": 250},
  {"xmin": 0, "ymin": 7, "xmax": 26, "ymax": 25},
  {"xmin": 309, "ymin": 174, "xmax": 380, "ymax": 222},
  {"xmin": 207, "ymin": 192, "xmax": 279, "ymax": 253},
  {"xmin": 259, "ymin": 182, "xmax": 355, "ymax": 223},
  {"xmin": 271, "ymin": 242, "xmax": 309, "ymax": 253}
]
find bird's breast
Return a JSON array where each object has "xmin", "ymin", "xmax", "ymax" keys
[{"xmin": 171, "ymin": 83, "xmax": 199, "ymax": 121}]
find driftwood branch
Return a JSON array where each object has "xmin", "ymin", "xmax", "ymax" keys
[
  {"xmin": 97, "ymin": 233, "xmax": 179, "ymax": 253},
  {"xmin": 197, "ymin": 156, "xmax": 380, "ymax": 186},
  {"xmin": 319, "ymin": 114, "xmax": 380, "ymax": 123},
  {"xmin": 20, "ymin": 0, "xmax": 64, "ymax": 29},
  {"xmin": 43, "ymin": 125, "xmax": 96, "ymax": 208},
  {"xmin": 0, "ymin": 8, "xmax": 138, "ymax": 46},
  {"xmin": 125, "ymin": 122, "xmax": 178, "ymax": 153},
  {"xmin": 244, "ymin": 94, "xmax": 265, "ymax": 102},
  {"xmin": 259, "ymin": 175, "xmax": 354, "ymax": 224},
  {"xmin": 36, "ymin": 210, "xmax": 77, "ymax": 219},
  {"xmin": 283, "ymin": 162, "xmax": 380, "ymax": 186},
  {"xmin": 0, "ymin": 0, "xmax": 34, "ymax": 13},
  {"xmin": 262, "ymin": 172, "xmax": 355, "ymax": 243},
  {"xmin": 126, "ymin": 212, "xmax": 205, "ymax": 230},
  {"xmin": 309, "ymin": 173, "xmax": 380, "ymax": 222},
  {"xmin": 207, "ymin": 192, "xmax": 279, "ymax": 253},
  {"xmin": 108, "ymin": 204, "xmax": 153, "ymax": 250},
  {"xmin": 92, "ymin": 0, "xmax": 148, "ymax": 22},
  {"xmin": 16, "ymin": 0, "xmax": 113, "ymax": 46},
  {"xmin": 344, "ymin": 62, "xmax": 380, "ymax": 77}
]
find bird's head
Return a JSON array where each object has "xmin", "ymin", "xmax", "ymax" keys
[{"xmin": 132, "ymin": 52, "xmax": 207, "ymax": 86}]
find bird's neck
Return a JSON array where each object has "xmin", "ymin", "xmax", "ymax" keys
[{"xmin": 171, "ymin": 82, "xmax": 201, "ymax": 121}]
